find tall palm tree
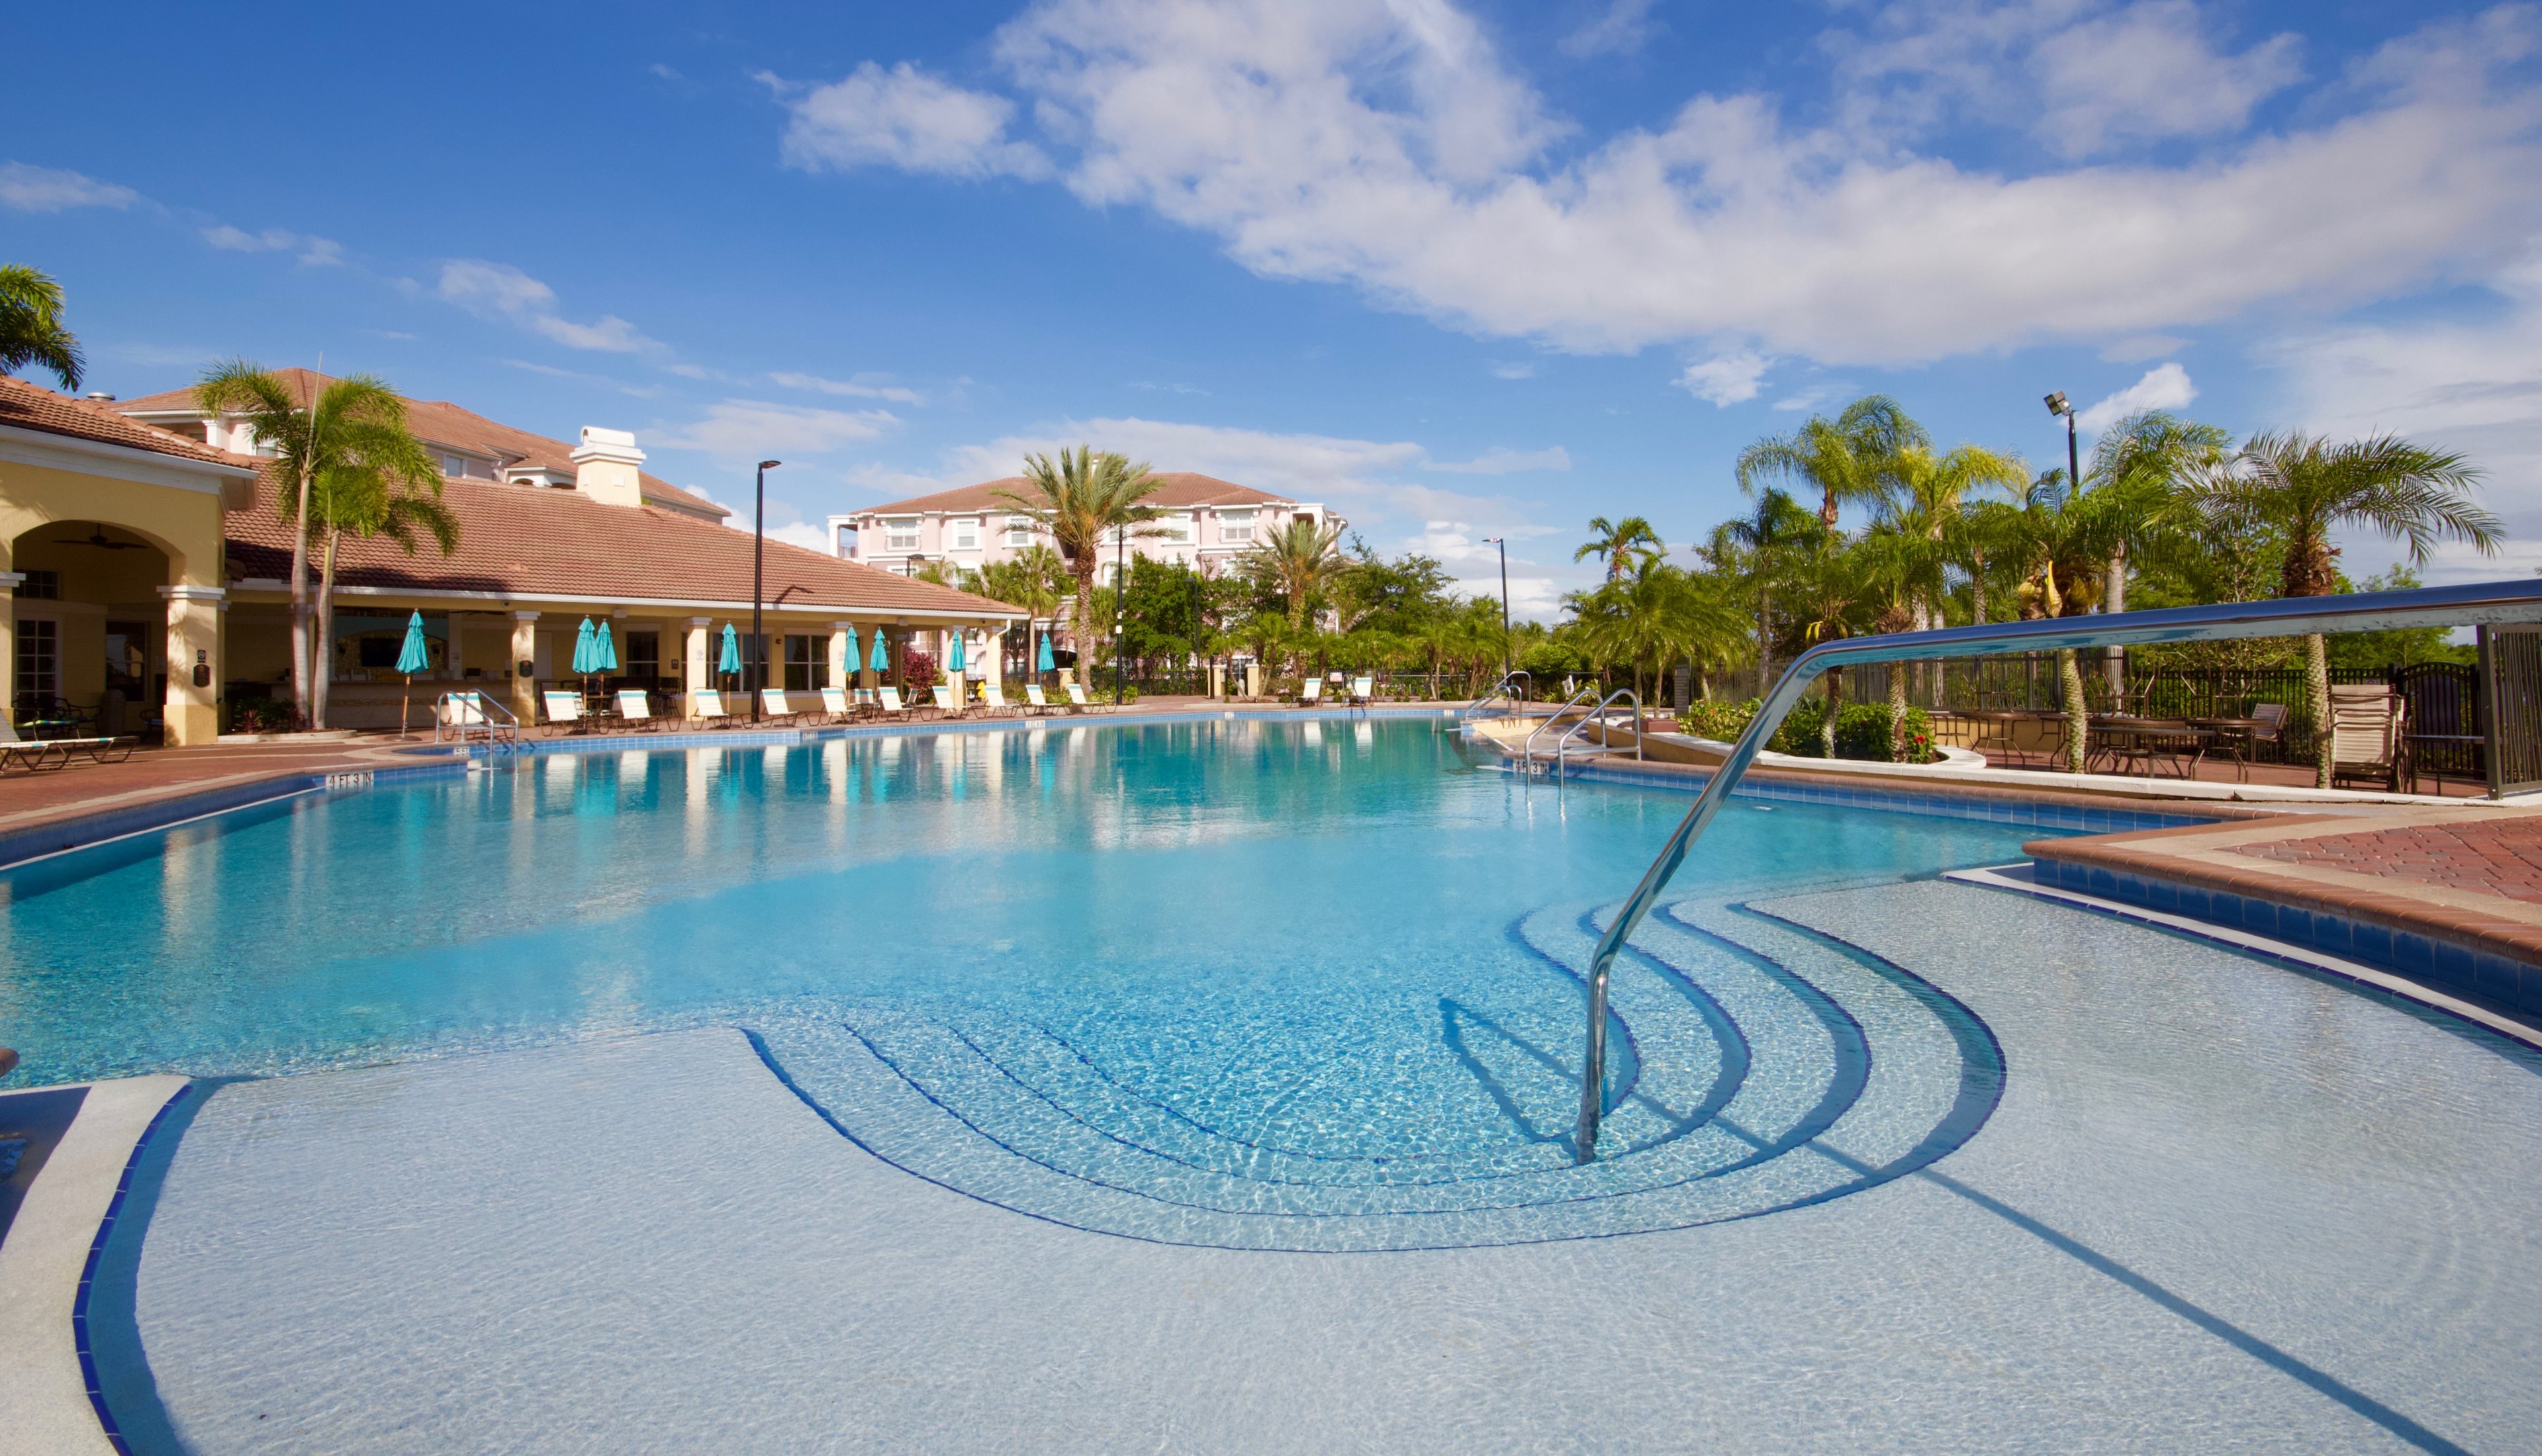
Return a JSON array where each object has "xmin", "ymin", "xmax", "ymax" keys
[
  {"xmin": 2007, "ymin": 469, "xmax": 2120, "ymax": 772},
  {"xmin": 995, "ymin": 447, "xmax": 1161, "ymax": 690},
  {"xmin": 1246, "ymin": 516, "xmax": 1349, "ymax": 633},
  {"xmin": 1707, "ymin": 487, "xmax": 1820, "ymax": 695},
  {"xmin": 1775, "ymin": 535, "xmax": 1873, "ymax": 757},
  {"xmin": 1569, "ymin": 561, "xmax": 1739, "ymax": 711},
  {"xmin": 2084, "ymin": 411, "xmax": 2231, "ymax": 699},
  {"xmin": 306, "ymin": 461, "xmax": 457, "ymax": 727},
  {"xmin": 195, "ymin": 364, "xmax": 444, "ymax": 728},
  {"xmin": 1858, "ymin": 524, "xmax": 1951, "ymax": 759},
  {"xmin": 978, "ymin": 545, "xmax": 1070, "ymax": 680},
  {"xmin": 2192, "ymin": 432, "xmax": 2500, "ymax": 786},
  {"xmin": 1575, "ymin": 516, "xmax": 1665, "ymax": 581},
  {"xmin": 0, "ymin": 265, "xmax": 83, "ymax": 390},
  {"xmin": 1736, "ymin": 394, "xmax": 1928, "ymax": 527}
]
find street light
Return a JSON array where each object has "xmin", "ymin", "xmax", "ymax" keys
[
  {"xmin": 2043, "ymin": 392, "xmax": 2079, "ymax": 496},
  {"xmin": 1482, "ymin": 537, "xmax": 1511, "ymax": 677},
  {"xmin": 751, "ymin": 459, "xmax": 781, "ymax": 719}
]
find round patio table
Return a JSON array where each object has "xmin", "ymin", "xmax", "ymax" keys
[
  {"xmin": 2087, "ymin": 717, "xmax": 2216, "ymax": 779},
  {"xmin": 2187, "ymin": 716, "xmax": 2273, "ymax": 783}
]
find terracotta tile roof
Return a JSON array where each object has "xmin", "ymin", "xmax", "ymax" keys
[
  {"xmin": 854, "ymin": 471, "xmax": 1295, "ymax": 517},
  {"xmin": 0, "ymin": 374, "xmax": 251, "ymax": 469},
  {"xmin": 115, "ymin": 367, "xmax": 728, "ymax": 518},
  {"xmin": 223, "ymin": 464, "xmax": 1025, "ymax": 619}
]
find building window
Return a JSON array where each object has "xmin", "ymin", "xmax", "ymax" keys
[
  {"xmin": 17, "ymin": 570, "xmax": 59, "ymax": 600},
  {"xmin": 1004, "ymin": 515, "xmax": 1034, "ymax": 547},
  {"xmin": 949, "ymin": 518, "xmax": 979, "ymax": 551},
  {"xmin": 628, "ymin": 631, "xmax": 661, "ymax": 681},
  {"xmin": 784, "ymin": 633, "xmax": 827, "ymax": 691},
  {"xmin": 1219, "ymin": 510, "xmax": 1256, "ymax": 544},
  {"xmin": 15, "ymin": 618, "xmax": 58, "ymax": 702},
  {"xmin": 105, "ymin": 621, "xmax": 150, "ymax": 696},
  {"xmin": 884, "ymin": 517, "xmax": 921, "ymax": 552},
  {"xmin": 1152, "ymin": 516, "xmax": 1191, "ymax": 545}
]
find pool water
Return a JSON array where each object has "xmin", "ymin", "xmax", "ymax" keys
[{"xmin": 3, "ymin": 717, "xmax": 2056, "ymax": 1246}]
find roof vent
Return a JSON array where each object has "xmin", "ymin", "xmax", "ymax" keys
[
  {"xmin": 568, "ymin": 426, "xmax": 646, "ymax": 508},
  {"xmin": 85, "ymin": 392, "xmax": 116, "ymax": 402}
]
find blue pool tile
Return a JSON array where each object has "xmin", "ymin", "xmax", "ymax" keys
[
  {"xmin": 2431, "ymin": 939, "xmax": 2476, "ymax": 991},
  {"xmin": 2518, "ymin": 964, "xmax": 2542, "ymax": 1015},
  {"xmin": 2178, "ymin": 884, "xmax": 2210, "ymax": 920},
  {"xmin": 2392, "ymin": 932, "xmax": 2435, "ymax": 980},
  {"xmin": 2474, "ymin": 954, "xmax": 2520, "ymax": 1001},
  {"xmin": 2089, "ymin": 866, "xmax": 2120, "ymax": 897},
  {"xmin": 2308, "ymin": 913, "xmax": 2353, "ymax": 958},
  {"xmin": 2145, "ymin": 877, "xmax": 2178, "ymax": 913},
  {"xmin": 2352, "ymin": 920, "xmax": 2394, "ymax": 964}
]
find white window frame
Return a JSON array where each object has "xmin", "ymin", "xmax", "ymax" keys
[
  {"xmin": 1153, "ymin": 515, "xmax": 1192, "ymax": 545},
  {"xmin": 1004, "ymin": 515, "xmax": 1035, "ymax": 547},
  {"xmin": 883, "ymin": 516, "xmax": 921, "ymax": 552},
  {"xmin": 949, "ymin": 518, "xmax": 980, "ymax": 551},
  {"xmin": 1219, "ymin": 510, "xmax": 1256, "ymax": 544}
]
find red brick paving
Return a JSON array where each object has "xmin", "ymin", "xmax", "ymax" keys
[{"xmin": 2234, "ymin": 819, "xmax": 2542, "ymax": 904}]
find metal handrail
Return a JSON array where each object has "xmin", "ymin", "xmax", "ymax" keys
[
  {"xmin": 1571, "ymin": 577, "xmax": 2542, "ymax": 1162},
  {"xmin": 1521, "ymin": 684, "xmax": 1603, "ymax": 771},
  {"xmin": 1548, "ymin": 688, "xmax": 1643, "ymax": 784},
  {"xmin": 1460, "ymin": 670, "xmax": 1532, "ymax": 727},
  {"xmin": 435, "ymin": 689, "xmax": 520, "ymax": 753}
]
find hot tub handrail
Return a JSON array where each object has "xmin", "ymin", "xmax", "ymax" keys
[
  {"xmin": 1522, "ymin": 683, "xmax": 1604, "ymax": 772},
  {"xmin": 1460, "ymin": 670, "xmax": 1532, "ymax": 727},
  {"xmin": 1572, "ymin": 576, "xmax": 2542, "ymax": 1163},
  {"xmin": 1550, "ymin": 687, "xmax": 1643, "ymax": 784}
]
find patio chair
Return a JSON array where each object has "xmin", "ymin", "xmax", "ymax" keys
[
  {"xmin": 759, "ymin": 688, "xmax": 806, "ymax": 725},
  {"xmin": 689, "ymin": 689, "xmax": 734, "ymax": 727},
  {"xmin": 541, "ymin": 690, "xmax": 589, "ymax": 734},
  {"xmin": 1348, "ymin": 676, "xmax": 1375, "ymax": 707},
  {"xmin": 1295, "ymin": 678, "xmax": 1324, "ymax": 707},
  {"xmin": 1064, "ymin": 682, "xmax": 1115, "ymax": 713},
  {"xmin": 0, "ymin": 719, "xmax": 70, "ymax": 773},
  {"xmin": 930, "ymin": 684, "xmax": 976, "ymax": 719},
  {"xmin": 876, "ymin": 686, "xmax": 926, "ymax": 719},
  {"xmin": 980, "ymin": 684, "xmax": 1021, "ymax": 717},
  {"xmin": 614, "ymin": 689, "xmax": 655, "ymax": 733},
  {"xmin": 1024, "ymin": 684, "xmax": 1055, "ymax": 715},
  {"xmin": 818, "ymin": 686, "xmax": 856, "ymax": 723},
  {"xmin": 2328, "ymin": 685, "xmax": 2410, "ymax": 793}
]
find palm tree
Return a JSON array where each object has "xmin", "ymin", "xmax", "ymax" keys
[
  {"xmin": 0, "ymin": 265, "xmax": 83, "ymax": 390},
  {"xmin": 2006, "ymin": 469, "xmax": 2121, "ymax": 772},
  {"xmin": 1707, "ymin": 487, "xmax": 1819, "ymax": 695},
  {"xmin": 2193, "ymin": 432, "xmax": 2500, "ymax": 786},
  {"xmin": 995, "ymin": 447, "xmax": 1161, "ymax": 690},
  {"xmin": 306, "ymin": 461, "xmax": 457, "ymax": 727},
  {"xmin": 1570, "ymin": 561, "xmax": 1739, "ymax": 711},
  {"xmin": 978, "ymin": 545, "xmax": 1069, "ymax": 680},
  {"xmin": 1736, "ymin": 395, "xmax": 1929, "ymax": 527},
  {"xmin": 2084, "ymin": 411, "xmax": 2231, "ymax": 699},
  {"xmin": 195, "ymin": 364, "xmax": 444, "ymax": 728},
  {"xmin": 1245, "ymin": 516, "xmax": 1349, "ymax": 633},
  {"xmin": 1575, "ymin": 516, "xmax": 1665, "ymax": 581},
  {"xmin": 1773, "ymin": 536, "xmax": 1873, "ymax": 757},
  {"xmin": 1857, "ymin": 525, "xmax": 1951, "ymax": 759}
]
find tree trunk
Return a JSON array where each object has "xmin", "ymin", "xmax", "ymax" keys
[
  {"xmin": 1820, "ymin": 667, "xmax": 1841, "ymax": 758},
  {"xmin": 1756, "ymin": 586, "xmax": 1773, "ymax": 700},
  {"xmin": 312, "ymin": 529, "xmax": 340, "ymax": 729},
  {"xmin": 1969, "ymin": 552, "xmax": 1989, "ymax": 627},
  {"xmin": 288, "ymin": 459, "xmax": 314, "ymax": 728},
  {"xmin": 1072, "ymin": 565, "xmax": 1096, "ymax": 690},
  {"xmin": 2307, "ymin": 630, "xmax": 2332, "ymax": 789},
  {"xmin": 2057, "ymin": 648, "xmax": 2088, "ymax": 773},
  {"xmin": 2104, "ymin": 543, "xmax": 2128, "ymax": 709},
  {"xmin": 1889, "ymin": 660, "xmax": 1909, "ymax": 762}
]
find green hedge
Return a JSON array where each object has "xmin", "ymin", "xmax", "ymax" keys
[{"xmin": 1676, "ymin": 697, "xmax": 1937, "ymax": 764}]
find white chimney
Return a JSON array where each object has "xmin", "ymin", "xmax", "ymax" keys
[{"xmin": 569, "ymin": 426, "xmax": 646, "ymax": 508}]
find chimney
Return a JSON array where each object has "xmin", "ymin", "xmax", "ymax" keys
[{"xmin": 569, "ymin": 426, "xmax": 646, "ymax": 508}]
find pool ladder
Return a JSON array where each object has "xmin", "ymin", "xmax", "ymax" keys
[
  {"xmin": 1570, "ymin": 578, "xmax": 2542, "ymax": 1164},
  {"xmin": 434, "ymin": 690, "xmax": 521, "ymax": 754},
  {"xmin": 1519, "ymin": 686, "xmax": 1642, "ymax": 784}
]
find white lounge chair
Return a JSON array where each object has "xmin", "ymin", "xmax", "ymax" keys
[
  {"xmin": 1295, "ymin": 678, "xmax": 1324, "ymax": 707},
  {"xmin": 1348, "ymin": 676, "xmax": 1375, "ymax": 706},
  {"xmin": 1023, "ymin": 684, "xmax": 1053, "ymax": 715},
  {"xmin": 541, "ymin": 690, "xmax": 588, "ymax": 733},
  {"xmin": 930, "ymin": 684, "xmax": 970, "ymax": 717},
  {"xmin": 759, "ymin": 687, "xmax": 806, "ymax": 725},
  {"xmin": 690, "ymin": 689, "xmax": 733, "ymax": 727},
  {"xmin": 818, "ymin": 686, "xmax": 855, "ymax": 723},
  {"xmin": 980, "ymin": 684, "xmax": 1019, "ymax": 716},
  {"xmin": 2329, "ymin": 684, "xmax": 2409, "ymax": 793},
  {"xmin": 614, "ymin": 689, "xmax": 655, "ymax": 732},
  {"xmin": 876, "ymin": 686, "xmax": 915, "ymax": 718},
  {"xmin": 1064, "ymin": 682, "xmax": 1115, "ymax": 713},
  {"xmin": 0, "ymin": 719, "xmax": 70, "ymax": 772}
]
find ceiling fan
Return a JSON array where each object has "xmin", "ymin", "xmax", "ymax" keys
[{"xmin": 53, "ymin": 529, "xmax": 146, "ymax": 551}]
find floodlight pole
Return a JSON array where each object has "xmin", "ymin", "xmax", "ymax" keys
[
  {"xmin": 1114, "ymin": 527, "xmax": 1127, "ymax": 705},
  {"xmin": 752, "ymin": 459, "xmax": 781, "ymax": 719}
]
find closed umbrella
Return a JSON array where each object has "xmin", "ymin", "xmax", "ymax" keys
[
  {"xmin": 395, "ymin": 610, "xmax": 430, "ymax": 738},
  {"xmin": 1036, "ymin": 632, "xmax": 1055, "ymax": 674},
  {"xmin": 947, "ymin": 631, "xmax": 966, "ymax": 672},
  {"xmin": 571, "ymin": 617, "xmax": 599, "ymax": 676},
  {"xmin": 868, "ymin": 630, "xmax": 888, "ymax": 674},
  {"xmin": 718, "ymin": 623, "xmax": 742, "ymax": 685},
  {"xmin": 839, "ymin": 623, "xmax": 860, "ymax": 678},
  {"xmin": 594, "ymin": 619, "xmax": 618, "ymax": 673}
]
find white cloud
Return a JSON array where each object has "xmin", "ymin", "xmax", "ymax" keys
[
  {"xmin": 203, "ymin": 224, "xmax": 344, "ymax": 266},
  {"xmin": 2100, "ymin": 333, "xmax": 2187, "ymax": 363},
  {"xmin": 792, "ymin": 3, "xmax": 2542, "ymax": 368},
  {"xmin": 769, "ymin": 62, "xmax": 1050, "ymax": 179},
  {"xmin": 770, "ymin": 370, "xmax": 925, "ymax": 404},
  {"xmin": 658, "ymin": 399, "xmax": 898, "ymax": 461},
  {"xmin": 0, "ymin": 161, "xmax": 137, "ymax": 213},
  {"xmin": 2075, "ymin": 361, "xmax": 2196, "ymax": 433},
  {"xmin": 1490, "ymin": 361, "xmax": 1533, "ymax": 380},
  {"xmin": 1560, "ymin": 0, "xmax": 1660, "ymax": 60},
  {"xmin": 2271, "ymin": 244, "xmax": 2542, "ymax": 582},
  {"xmin": 1425, "ymin": 445, "xmax": 1570, "ymax": 474},
  {"xmin": 1677, "ymin": 350, "xmax": 1771, "ymax": 406},
  {"xmin": 436, "ymin": 259, "xmax": 661, "ymax": 354}
]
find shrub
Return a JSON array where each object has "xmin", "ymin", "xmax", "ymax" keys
[
  {"xmin": 1682, "ymin": 696, "xmax": 1936, "ymax": 762},
  {"xmin": 901, "ymin": 649, "xmax": 939, "ymax": 693},
  {"xmin": 1676, "ymin": 699, "xmax": 1758, "ymax": 741}
]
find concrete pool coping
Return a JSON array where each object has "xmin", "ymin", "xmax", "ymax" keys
[{"xmin": 0, "ymin": 1073, "xmax": 187, "ymax": 1455}]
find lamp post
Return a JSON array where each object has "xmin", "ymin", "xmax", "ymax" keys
[
  {"xmin": 1483, "ymin": 536, "xmax": 1511, "ymax": 678},
  {"xmin": 751, "ymin": 458, "xmax": 781, "ymax": 719},
  {"xmin": 1113, "ymin": 525, "xmax": 1128, "ymax": 705},
  {"xmin": 2046, "ymin": 390, "xmax": 2122, "ymax": 703}
]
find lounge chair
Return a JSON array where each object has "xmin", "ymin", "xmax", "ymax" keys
[
  {"xmin": 2328, "ymin": 684, "xmax": 2409, "ymax": 793},
  {"xmin": 876, "ymin": 686, "xmax": 921, "ymax": 719},
  {"xmin": 1295, "ymin": 678, "xmax": 1324, "ymax": 707},
  {"xmin": 1348, "ymin": 676, "xmax": 1375, "ymax": 707},
  {"xmin": 930, "ymin": 684, "xmax": 973, "ymax": 718},
  {"xmin": 759, "ymin": 688, "xmax": 806, "ymax": 725},
  {"xmin": 1023, "ymin": 684, "xmax": 1054, "ymax": 715},
  {"xmin": 1064, "ymin": 682, "xmax": 1115, "ymax": 713},
  {"xmin": 980, "ymin": 684, "xmax": 1021, "ymax": 717},
  {"xmin": 690, "ymin": 689, "xmax": 734, "ymax": 727},
  {"xmin": 0, "ymin": 719, "xmax": 69, "ymax": 772},
  {"xmin": 818, "ymin": 686, "xmax": 856, "ymax": 723},
  {"xmin": 542, "ymin": 690, "xmax": 590, "ymax": 733},
  {"xmin": 614, "ymin": 689, "xmax": 655, "ymax": 733}
]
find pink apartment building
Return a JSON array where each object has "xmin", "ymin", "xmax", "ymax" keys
[{"xmin": 829, "ymin": 473, "xmax": 1341, "ymax": 584}]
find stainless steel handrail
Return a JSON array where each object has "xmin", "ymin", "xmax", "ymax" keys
[
  {"xmin": 1522, "ymin": 684, "xmax": 1603, "ymax": 772},
  {"xmin": 1460, "ymin": 670, "xmax": 1532, "ymax": 727},
  {"xmin": 1571, "ymin": 577, "xmax": 2542, "ymax": 1162},
  {"xmin": 436, "ymin": 689, "xmax": 520, "ymax": 753},
  {"xmin": 1550, "ymin": 688, "xmax": 1643, "ymax": 784}
]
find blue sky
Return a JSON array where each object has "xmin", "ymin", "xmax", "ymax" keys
[{"xmin": 8, "ymin": 1, "xmax": 2541, "ymax": 614}]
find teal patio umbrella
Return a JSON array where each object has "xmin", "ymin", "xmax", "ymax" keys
[
  {"xmin": 395, "ymin": 610, "xmax": 430, "ymax": 737},
  {"xmin": 868, "ymin": 630, "xmax": 888, "ymax": 674},
  {"xmin": 839, "ymin": 623, "xmax": 860, "ymax": 681},
  {"xmin": 1035, "ymin": 633, "xmax": 1055, "ymax": 674},
  {"xmin": 594, "ymin": 619, "xmax": 619, "ymax": 673},
  {"xmin": 947, "ymin": 631, "xmax": 966, "ymax": 673},
  {"xmin": 718, "ymin": 623, "xmax": 743, "ymax": 686},
  {"xmin": 571, "ymin": 617, "xmax": 600, "ymax": 676}
]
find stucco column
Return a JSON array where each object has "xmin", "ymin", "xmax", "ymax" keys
[
  {"xmin": 827, "ymin": 622, "xmax": 853, "ymax": 691},
  {"xmin": 0, "ymin": 570, "xmax": 19, "ymax": 729},
  {"xmin": 858, "ymin": 624, "xmax": 879, "ymax": 692},
  {"xmin": 981, "ymin": 623, "xmax": 1005, "ymax": 693},
  {"xmin": 508, "ymin": 611, "xmax": 540, "ymax": 723},
  {"xmin": 158, "ymin": 585, "xmax": 225, "ymax": 747},
  {"xmin": 684, "ymin": 617, "xmax": 712, "ymax": 713}
]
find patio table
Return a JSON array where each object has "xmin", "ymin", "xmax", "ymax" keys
[
  {"xmin": 2406, "ymin": 733, "xmax": 2482, "ymax": 794},
  {"xmin": 2089, "ymin": 717, "xmax": 2213, "ymax": 779},
  {"xmin": 2187, "ymin": 716, "xmax": 2273, "ymax": 784}
]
